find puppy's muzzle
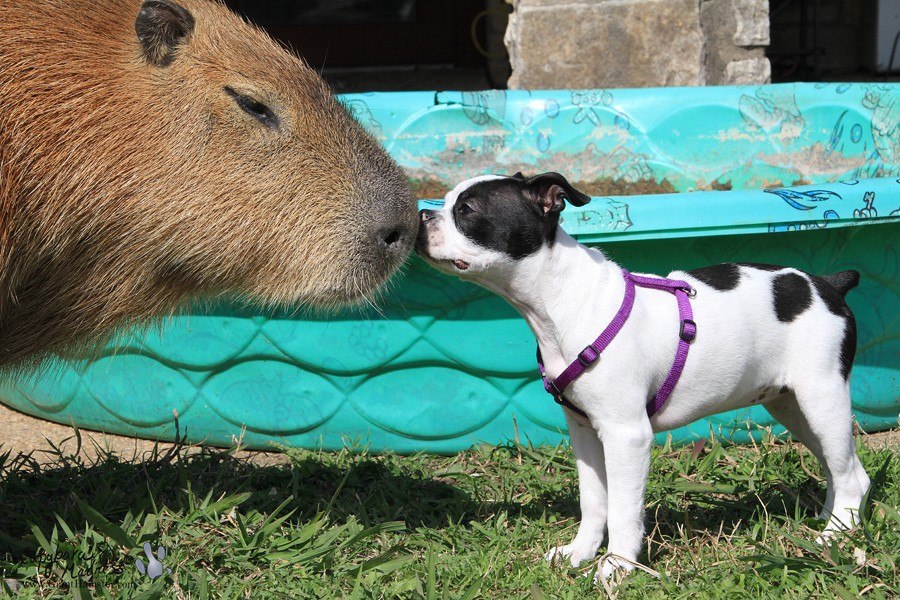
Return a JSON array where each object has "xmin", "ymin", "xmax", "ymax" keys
[{"xmin": 415, "ymin": 209, "xmax": 440, "ymax": 253}]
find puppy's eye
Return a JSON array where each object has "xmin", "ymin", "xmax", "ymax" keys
[
  {"xmin": 457, "ymin": 202, "xmax": 475, "ymax": 215},
  {"xmin": 224, "ymin": 87, "xmax": 280, "ymax": 129}
]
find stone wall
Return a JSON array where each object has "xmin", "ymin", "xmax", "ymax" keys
[{"xmin": 504, "ymin": 0, "xmax": 770, "ymax": 89}]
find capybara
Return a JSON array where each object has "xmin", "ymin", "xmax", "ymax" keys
[{"xmin": 0, "ymin": 0, "xmax": 417, "ymax": 368}]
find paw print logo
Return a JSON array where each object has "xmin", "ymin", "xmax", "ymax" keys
[
  {"xmin": 349, "ymin": 321, "xmax": 389, "ymax": 362},
  {"xmin": 571, "ymin": 90, "xmax": 613, "ymax": 126},
  {"xmin": 135, "ymin": 542, "xmax": 171, "ymax": 580},
  {"xmin": 853, "ymin": 191, "xmax": 877, "ymax": 218}
]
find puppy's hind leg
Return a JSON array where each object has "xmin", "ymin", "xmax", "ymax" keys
[
  {"xmin": 763, "ymin": 380, "xmax": 869, "ymax": 535},
  {"xmin": 546, "ymin": 410, "xmax": 608, "ymax": 568}
]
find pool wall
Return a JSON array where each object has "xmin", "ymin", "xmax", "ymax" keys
[{"xmin": 1, "ymin": 83, "xmax": 897, "ymax": 453}]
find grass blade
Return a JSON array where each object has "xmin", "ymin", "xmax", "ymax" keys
[{"xmin": 73, "ymin": 496, "xmax": 136, "ymax": 550}]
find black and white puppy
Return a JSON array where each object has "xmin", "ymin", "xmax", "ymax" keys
[{"xmin": 416, "ymin": 172, "xmax": 869, "ymax": 579}]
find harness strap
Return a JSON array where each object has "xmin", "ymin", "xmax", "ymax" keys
[{"xmin": 537, "ymin": 269, "xmax": 696, "ymax": 419}]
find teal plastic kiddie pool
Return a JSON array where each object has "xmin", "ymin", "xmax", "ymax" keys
[{"xmin": 1, "ymin": 83, "xmax": 897, "ymax": 453}]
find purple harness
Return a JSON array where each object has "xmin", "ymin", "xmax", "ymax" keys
[{"xmin": 537, "ymin": 269, "xmax": 697, "ymax": 419}]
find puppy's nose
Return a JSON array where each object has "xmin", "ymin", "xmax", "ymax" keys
[{"xmin": 420, "ymin": 209, "xmax": 438, "ymax": 223}]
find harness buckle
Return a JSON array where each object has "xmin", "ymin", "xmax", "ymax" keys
[
  {"xmin": 543, "ymin": 377, "xmax": 561, "ymax": 397},
  {"xmin": 576, "ymin": 345, "xmax": 599, "ymax": 368},
  {"xmin": 679, "ymin": 319, "xmax": 697, "ymax": 342}
]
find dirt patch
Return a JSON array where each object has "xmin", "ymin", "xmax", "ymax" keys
[
  {"xmin": 409, "ymin": 178, "xmax": 451, "ymax": 199},
  {"xmin": 407, "ymin": 176, "xmax": 832, "ymax": 197},
  {"xmin": 408, "ymin": 177, "xmax": 681, "ymax": 198},
  {"xmin": 0, "ymin": 403, "xmax": 290, "ymax": 466},
  {"xmin": 761, "ymin": 143, "xmax": 868, "ymax": 178},
  {"xmin": 571, "ymin": 178, "xmax": 678, "ymax": 196},
  {"xmin": 1, "ymin": 403, "xmax": 897, "ymax": 466},
  {"xmin": 862, "ymin": 427, "xmax": 900, "ymax": 450}
]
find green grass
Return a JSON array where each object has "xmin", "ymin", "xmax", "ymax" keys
[{"xmin": 1, "ymin": 430, "xmax": 897, "ymax": 599}]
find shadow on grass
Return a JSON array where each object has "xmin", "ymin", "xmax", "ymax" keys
[
  {"xmin": 0, "ymin": 437, "xmax": 580, "ymax": 561},
  {"xmin": 651, "ymin": 480, "xmax": 826, "ymax": 530},
  {"xmin": 0, "ymin": 435, "xmax": 865, "ymax": 565}
]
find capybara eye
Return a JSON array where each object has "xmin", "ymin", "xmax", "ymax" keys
[{"xmin": 223, "ymin": 86, "xmax": 279, "ymax": 130}]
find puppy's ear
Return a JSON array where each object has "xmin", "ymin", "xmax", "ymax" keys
[{"xmin": 525, "ymin": 172, "xmax": 591, "ymax": 215}]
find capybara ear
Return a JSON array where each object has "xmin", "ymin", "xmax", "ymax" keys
[
  {"xmin": 135, "ymin": 0, "xmax": 196, "ymax": 67},
  {"xmin": 525, "ymin": 172, "xmax": 591, "ymax": 215}
]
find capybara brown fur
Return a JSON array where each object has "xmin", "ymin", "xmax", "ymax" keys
[{"xmin": 0, "ymin": 0, "xmax": 418, "ymax": 369}]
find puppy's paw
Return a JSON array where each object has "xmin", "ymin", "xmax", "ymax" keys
[
  {"xmin": 545, "ymin": 543, "xmax": 596, "ymax": 568},
  {"xmin": 816, "ymin": 508, "xmax": 861, "ymax": 545},
  {"xmin": 814, "ymin": 530, "xmax": 835, "ymax": 546},
  {"xmin": 596, "ymin": 554, "xmax": 636, "ymax": 581}
]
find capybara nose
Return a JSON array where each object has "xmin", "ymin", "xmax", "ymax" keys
[
  {"xmin": 373, "ymin": 218, "xmax": 414, "ymax": 256},
  {"xmin": 377, "ymin": 226, "xmax": 404, "ymax": 249}
]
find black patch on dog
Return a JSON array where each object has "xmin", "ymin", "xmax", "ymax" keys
[
  {"xmin": 837, "ymin": 316, "xmax": 857, "ymax": 380},
  {"xmin": 772, "ymin": 272, "xmax": 812, "ymax": 322},
  {"xmin": 687, "ymin": 263, "xmax": 741, "ymax": 291},
  {"xmin": 452, "ymin": 179, "xmax": 551, "ymax": 259},
  {"xmin": 738, "ymin": 262, "xmax": 784, "ymax": 272},
  {"xmin": 821, "ymin": 270, "xmax": 860, "ymax": 297},
  {"xmin": 811, "ymin": 276, "xmax": 857, "ymax": 380},
  {"xmin": 812, "ymin": 276, "xmax": 854, "ymax": 316}
]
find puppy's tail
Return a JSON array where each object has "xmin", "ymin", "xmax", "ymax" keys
[{"xmin": 822, "ymin": 270, "xmax": 860, "ymax": 297}]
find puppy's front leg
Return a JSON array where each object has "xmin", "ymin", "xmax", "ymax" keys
[
  {"xmin": 546, "ymin": 410, "xmax": 608, "ymax": 567},
  {"xmin": 598, "ymin": 417, "xmax": 653, "ymax": 579}
]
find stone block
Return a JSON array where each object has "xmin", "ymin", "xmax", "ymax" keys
[
  {"xmin": 732, "ymin": 0, "xmax": 770, "ymax": 46},
  {"xmin": 701, "ymin": 0, "xmax": 770, "ymax": 85},
  {"xmin": 723, "ymin": 57, "xmax": 772, "ymax": 84},
  {"xmin": 505, "ymin": 0, "xmax": 704, "ymax": 89}
]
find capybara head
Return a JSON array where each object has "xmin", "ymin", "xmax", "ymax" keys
[
  {"xmin": 129, "ymin": 0, "xmax": 418, "ymax": 305},
  {"xmin": 0, "ymin": 0, "xmax": 417, "ymax": 366}
]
